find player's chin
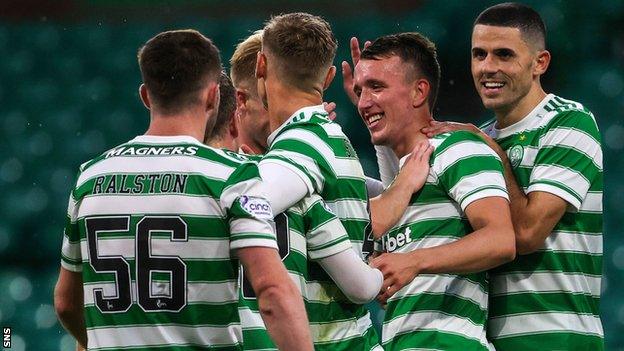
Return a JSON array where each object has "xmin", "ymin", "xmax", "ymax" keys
[
  {"xmin": 369, "ymin": 131, "xmax": 388, "ymax": 146},
  {"xmin": 480, "ymin": 96, "xmax": 507, "ymax": 111}
]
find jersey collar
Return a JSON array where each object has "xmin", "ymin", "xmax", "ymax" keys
[
  {"xmin": 266, "ymin": 104, "xmax": 326, "ymax": 146},
  {"xmin": 491, "ymin": 93, "xmax": 554, "ymax": 138},
  {"xmin": 130, "ymin": 135, "xmax": 205, "ymax": 146}
]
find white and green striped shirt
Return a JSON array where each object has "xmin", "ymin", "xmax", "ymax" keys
[
  {"xmin": 238, "ymin": 194, "xmax": 357, "ymax": 350},
  {"xmin": 60, "ymin": 135, "xmax": 277, "ymax": 351},
  {"xmin": 379, "ymin": 131, "xmax": 508, "ymax": 351},
  {"xmin": 258, "ymin": 105, "xmax": 381, "ymax": 350},
  {"xmin": 482, "ymin": 94, "xmax": 604, "ymax": 350}
]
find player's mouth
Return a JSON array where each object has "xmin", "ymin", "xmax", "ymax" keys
[
  {"xmin": 365, "ymin": 113, "xmax": 383, "ymax": 129},
  {"xmin": 481, "ymin": 81, "xmax": 506, "ymax": 96}
]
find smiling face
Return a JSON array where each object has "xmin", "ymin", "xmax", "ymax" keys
[
  {"xmin": 471, "ymin": 24, "xmax": 540, "ymax": 115},
  {"xmin": 354, "ymin": 55, "xmax": 417, "ymax": 148}
]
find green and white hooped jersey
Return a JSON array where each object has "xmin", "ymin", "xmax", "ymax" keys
[
  {"xmin": 481, "ymin": 94, "xmax": 604, "ymax": 350},
  {"xmin": 60, "ymin": 135, "xmax": 277, "ymax": 351},
  {"xmin": 256, "ymin": 105, "xmax": 380, "ymax": 350},
  {"xmin": 379, "ymin": 131, "xmax": 508, "ymax": 351}
]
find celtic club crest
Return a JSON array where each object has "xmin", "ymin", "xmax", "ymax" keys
[{"xmin": 508, "ymin": 144, "xmax": 524, "ymax": 168}]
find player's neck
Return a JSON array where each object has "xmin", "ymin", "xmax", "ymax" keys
[
  {"xmin": 392, "ymin": 110, "xmax": 432, "ymax": 158},
  {"xmin": 266, "ymin": 82, "xmax": 323, "ymax": 132},
  {"xmin": 145, "ymin": 110, "xmax": 207, "ymax": 142},
  {"xmin": 495, "ymin": 85, "xmax": 547, "ymax": 129},
  {"xmin": 206, "ymin": 137, "xmax": 236, "ymax": 152}
]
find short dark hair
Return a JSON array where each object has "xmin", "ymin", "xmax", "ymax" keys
[
  {"xmin": 138, "ymin": 29, "xmax": 222, "ymax": 113},
  {"xmin": 474, "ymin": 2, "xmax": 546, "ymax": 50},
  {"xmin": 263, "ymin": 12, "xmax": 337, "ymax": 91},
  {"xmin": 361, "ymin": 32, "xmax": 441, "ymax": 112},
  {"xmin": 205, "ymin": 72, "xmax": 236, "ymax": 143}
]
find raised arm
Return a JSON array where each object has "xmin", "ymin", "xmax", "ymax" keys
[{"xmin": 237, "ymin": 247, "xmax": 313, "ymax": 350}]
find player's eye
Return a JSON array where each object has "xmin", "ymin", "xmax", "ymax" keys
[
  {"xmin": 472, "ymin": 49, "xmax": 486, "ymax": 60},
  {"xmin": 496, "ymin": 49, "xmax": 515, "ymax": 59}
]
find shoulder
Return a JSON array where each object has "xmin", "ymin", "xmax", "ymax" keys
[
  {"xmin": 542, "ymin": 95, "xmax": 598, "ymax": 131},
  {"xmin": 430, "ymin": 131, "xmax": 501, "ymax": 174},
  {"xmin": 433, "ymin": 130, "xmax": 489, "ymax": 156}
]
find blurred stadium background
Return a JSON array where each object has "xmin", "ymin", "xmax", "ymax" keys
[{"xmin": 0, "ymin": 0, "xmax": 622, "ymax": 349}]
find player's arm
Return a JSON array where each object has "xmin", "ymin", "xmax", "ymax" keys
[
  {"xmin": 426, "ymin": 122, "xmax": 567, "ymax": 255},
  {"xmin": 372, "ymin": 196, "xmax": 515, "ymax": 302},
  {"xmin": 497, "ymin": 153, "xmax": 567, "ymax": 254},
  {"xmin": 369, "ymin": 140, "xmax": 433, "ymax": 238},
  {"xmin": 237, "ymin": 247, "xmax": 313, "ymax": 350},
  {"xmin": 317, "ymin": 249, "xmax": 383, "ymax": 303},
  {"xmin": 303, "ymin": 197, "xmax": 383, "ymax": 303},
  {"xmin": 421, "ymin": 112, "xmax": 600, "ymax": 255},
  {"xmin": 257, "ymin": 161, "xmax": 311, "ymax": 214},
  {"xmin": 54, "ymin": 267, "xmax": 87, "ymax": 348},
  {"xmin": 375, "ymin": 145, "xmax": 400, "ymax": 188},
  {"xmin": 221, "ymin": 162, "xmax": 313, "ymax": 350},
  {"xmin": 372, "ymin": 133, "xmax": 516, "ymax": 302}
]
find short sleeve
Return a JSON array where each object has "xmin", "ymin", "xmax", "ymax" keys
[
  {"xmin": 528, "ymin": 111, "xmax": 603, "ymax": 211},
  {"xmin": 434, "ymin": 132, "xmax": 509, "ymax": 211},
  {"xmin": 221, "ymin": 161, "xmax": 278, "ymax": 251},
  {"xmin": 60, "ymin": 194, "xmax": 83, "ymax": 272}
]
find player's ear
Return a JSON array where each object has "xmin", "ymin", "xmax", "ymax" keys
[
  {"xmin": 534, "ymin": 50, "xmax": 551, "ymax": 76},
  {"xmin": 412, "ymin": 78, "xmax": 430, "ymax": 109},
  {"xmin": 205, "ymin": 82, "xmax": 220, "ymax": 112},
  {"xmin": 256, "ymin": 52, "xmax": 267, "ymax": 80},
  {"xmin": 323, "ymin": 65, "xmax": 336, "ymax": 91},
  {"xmin": 139, "ymin": 84, "xmax": 151, "ymax": 110},
  {"xmin": 235, "ymin": 90, "xmax": 247, "ymax": 111},
  {"xmin": 229, "ymin": 110, "xmax": 239, "ymax": 140}
]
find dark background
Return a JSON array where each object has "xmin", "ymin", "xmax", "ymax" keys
[{"xmin": 0, "ymin": 0, "xmax": 622, "ymax": 349}]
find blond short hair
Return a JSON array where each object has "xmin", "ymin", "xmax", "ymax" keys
[
  {"xmin": 262, "ymin": 13, "xmax": 337, "ymax": 91},
  {"xmin": 229, "ymin": 30, "xmax": 263, "ymax": 93}
]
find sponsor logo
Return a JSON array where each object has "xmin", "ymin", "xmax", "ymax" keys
[
  {"xmin": 240, "ymin": 196, "xmax": 273, "ymax": 219},
  {"xmin": 508, "ymin": 144, "xmax": 524, "ymax": 168},
  {"xmin": 386, "ymin": 227, "xmax": 413, "ymax": 252}
]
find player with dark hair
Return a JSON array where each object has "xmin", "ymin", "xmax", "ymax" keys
[
  {"xmin": 53, "ymin": 29, "xmax": 313, "ymax": 350},
  {"xmin": 350, "ymin": 32, "xmax": 516, "ymax": 350},
  {"xmin": 204, "ymin": 71, "xmax": 239, "ymax": 150},
  {"xmin": 422, "ymin": 2, "xmax": 604, "ymax": 350}
]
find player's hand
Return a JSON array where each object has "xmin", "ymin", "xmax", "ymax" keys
[
  {"xmin": 371, "ymin": 251, "xmax": 421, "ymax": 304},
  {"xmin": 323, "ymin": 101, "xmax": 337, "ymax": 121},
  {"xmin": 341, "ymin": 37, "xmax": 371, "ymax": 106},
  {"xmin": 421, "ymin": 120, "xmax": 482, "ymax": 137},
  {"xmin": 421, "ymin": 121, "xmax": 507, "ymax": 159},
  {"xmin": 399, "ymin": 140, "xmax": 434, "ymax": 194}
]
